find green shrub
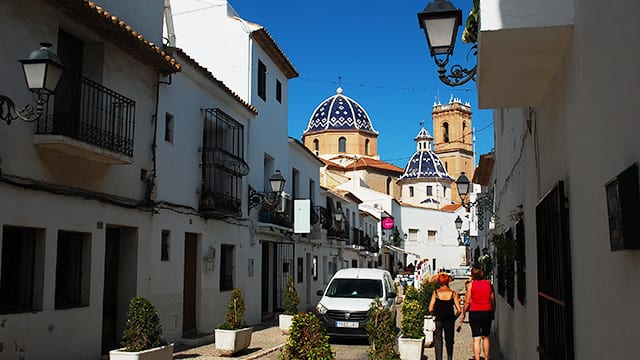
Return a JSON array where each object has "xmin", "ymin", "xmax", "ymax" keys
[
  {"xmin": 282, "ymin": 275, "xmax": 300, "ymax": 316},
  {"xmin": 218, "ymin": 288, "xmax": 247, "ymax": 330},
  {"xmin": 401, "ymin": 297, "xmax": 424, "ymax": 339},
  {"xmin": 366, "ymin": 298, "xmax": 400, "ymax": 360},
  {"xmin": 120, "ymin": 296, "xmax": 168, "ymax": 352},
  {"xmin": 419, "ymin": 279, "xmax": 441, "ymax": 315},
  {"xmin": 279, "ymin": 312, "xmax": 334, "ymax": 360}
]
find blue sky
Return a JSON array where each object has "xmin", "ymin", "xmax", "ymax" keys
[{"xmin": 228, "ymin": 0, "xmax": 493, "ymax": 169}]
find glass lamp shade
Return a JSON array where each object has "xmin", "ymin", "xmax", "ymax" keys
[
  {"xmin": 19, "ymin": 43, "xmax": 64, "ymax": 94},
  {"xmin": 455, "ymin": 215, "xmax": 463, "ymax": 230},
  {"xmin": 269, "ymin": 170, "xmax": 286, "ymax": 193},
  {"xmin": 334, "ymin": 207, "xmax": 344, "ymax": 222},
  {"xmin": 418, "ymin": 0, "xmax": 462, "ymax": 57},
  {"xmin": 455, "ymin": 172, "xmax": 471, "ymax": 197}
]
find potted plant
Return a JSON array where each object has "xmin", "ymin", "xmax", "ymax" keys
[
  {"xmin": 214, "ymin": 288, "xmax": 253, "ymax": 356},
  {"xmin": 109, "ymin": 296, "xmax": 173, "ymax": 360},
  {"xmin": 279, "ymin": 275, "xmax": 300, "ymax": 333},
  {"xmin": 279, "ymin": 312, "xmax": 334, "ymax": 360},
  {"xmin": 397, "ymin": 287, "xmax": 425, "ymax": 360},
  {"xmin": 419, "ymin": 277, "xmax": 441, "ymax": 347},
  {"xmin": 366, "ymin": 297, "xmax": 400, "ymax": 360}
]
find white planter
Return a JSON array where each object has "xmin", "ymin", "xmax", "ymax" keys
[
  {"xmin": 398, "ymin": 336, "xmax": 425, "ymax": 360},
  {"xmin": 109, "ymin": 343, "xmax": 174, "ymax": 360},
  {"xmin": 214, "ymin": 327, "xmax": 253, "ymax": 356},
  {"xmin": 279, "ymin": 314, "xmax": 294, "ymax": 334}
]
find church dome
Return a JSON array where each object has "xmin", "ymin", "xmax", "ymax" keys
[
  {"xmin": 304, "ymin": 87, "xmax": 378, "ymax": 135},
  {"xmin": 399, "ymin": 128, "xmax": 453, "ymax": 181}
]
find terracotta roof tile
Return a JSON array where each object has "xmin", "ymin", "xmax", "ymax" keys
[
  {"xmin": 472, "ymin": 153, "xmax": 495, "ymax": 186},
  {"xmin": 352, "ymin": 157, "xmax": 404, "ymax": 174},
  {"xmin": 440, "ymin": 204, "xmax": 463, "ymax": 212},
  {"xmin": 43, "ymin": 0, "xmax": 181, "ymax": 73},
  {"xmin": 248, "ymin": 25, "xmax": 298, "ymax": 79}
]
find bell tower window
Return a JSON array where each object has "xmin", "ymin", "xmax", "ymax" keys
[
  {"xmin": 443, "ymin": 122, "xmax": 450, "ymax": 143},
  {"xmin": 338, "ymin": 137, "xmax": 346, "ymax": 152}
]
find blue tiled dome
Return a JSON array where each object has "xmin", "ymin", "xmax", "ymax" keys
[
  {"xmin": 399, "ymin": 128, "xmax": 453, "ymax": 181},
  {"xmin": 304, "ymin": 88, "xmax": 377, "ymax": 134}
]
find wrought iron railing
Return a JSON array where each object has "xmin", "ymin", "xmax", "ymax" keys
[
  {"xmin": 257, "ymin": 192, "xmax": 292, "ymax": 228},
  {"xmin": 38, "ymin": 74, "xmax": 135, "ymax": 157}
]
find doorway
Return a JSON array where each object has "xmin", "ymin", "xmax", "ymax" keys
[{"xmin": 182, "ymin": 233, "xmax": 198, "ymax": 335}]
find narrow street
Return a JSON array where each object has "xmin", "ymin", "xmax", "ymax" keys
[{"xmin": 260, "ymin": 280, "xmax": 493, "ymax": 360}]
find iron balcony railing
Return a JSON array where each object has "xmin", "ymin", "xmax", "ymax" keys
[
  {"xmin": 257, "ymin": 192, "xmax": 292, "ymax": 228},
  {"xmin": 37, "ymin": 74, "xmax": 135, "ymax": 157}
]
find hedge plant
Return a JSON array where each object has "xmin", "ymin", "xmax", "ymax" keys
[
  {"xmin": 120, "ymin": 296, "xmax": 168, "ymax": 352},
  {"xmin": 217, "ymin": 288, "xmax": 247, "ymax": 330},
  {"xmin": 279, "ymin": 312, "xmax": 334, "ymax": 360},
  {"xmin": 401, "ymin": 286, "xmax": 424, "ymax": 339},
  {"xmin": 282, "ymin": 275, "xmax": 300, "ymax": 316},
  {"xmin": 366, "ymin": 297, "xmax": 400, "ymax": 360}
]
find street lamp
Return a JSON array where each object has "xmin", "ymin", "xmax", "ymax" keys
[
  {"xmin": 418, "ymin": 0, "xmax": 477, "ymax": 87},
  {"xmin": 0, "ymin": 43, "xmax": 64, "ymax": 124},
  {"xmin": 454, "ymin": 215, "xmax": 465, "ymax": 246},
  {"xmin": 333, "ymin": 207, "xmax": 344, "ymax": 222},
  {"xmin": 455, "ymin": 171, "xmax": 471, "ymax": 205},
  {"xmin": 248, "ymin": 170, "xmax": 287, "ymax": 211}
]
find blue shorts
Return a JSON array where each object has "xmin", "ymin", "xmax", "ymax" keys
[{"xmin": 469, "ymin": 311, "xmax": 492, "ymax": 337}]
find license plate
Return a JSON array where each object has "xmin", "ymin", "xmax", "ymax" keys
[{"xmin": 335, "ymin": 321, "xmax": 359, "ymax": 328}]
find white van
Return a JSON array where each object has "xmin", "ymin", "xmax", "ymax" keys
[{"xmin": 315, "ymin": 268, "xmax": 397, "ymax": 338}]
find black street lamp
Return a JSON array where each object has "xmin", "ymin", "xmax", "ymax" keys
[
  {"xmin": 454, "ymin": 215, "xmax": 463, "ymax": 231},
  {"xmin": 333, "ymin": 207, "xmax": 344, "ymax": 223},
  {"xmin": 418, "ymin": 0, "xmax": 477, "ymax": 87},
  {"xmin": 249, "ymin": 170, "xmax": 287, "ymax": 211},
  {"xmin": 455, "ymin": 171, "xmax": 471, "ymax": 205},
  {"xmin": 0, "ymin": 43, "xmax": 64, "ymax": 124}
]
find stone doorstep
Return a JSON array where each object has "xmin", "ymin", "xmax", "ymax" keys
[{"xmin": 180, "ymin": 332, "xmax": 214, "ymax": 347}]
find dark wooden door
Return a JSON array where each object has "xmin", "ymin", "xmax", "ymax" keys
[
  {"xmin": 101, "ymin": 228, "xmax": 120, "ymax": 354},
  {"xmin": 183, "ymin": 234, "xmax": 197, "ymax": 332}
]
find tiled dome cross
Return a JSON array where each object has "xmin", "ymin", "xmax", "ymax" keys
[
  {"xmin": 304, "ymin": 87, "xmax": 377, "ymax": 134},
  {"xmin": 399, "ymin": 127, "xmax": 453, "ymax": 181}
]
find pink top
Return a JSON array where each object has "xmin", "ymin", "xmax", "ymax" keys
[{"xmin": 469, "ymin": 280, "xmax": 492, "ymax": 311}]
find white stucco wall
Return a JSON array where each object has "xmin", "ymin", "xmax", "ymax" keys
[{"xmin": 487, "ymin": 0, "xmax": 640, "ymax": 359}]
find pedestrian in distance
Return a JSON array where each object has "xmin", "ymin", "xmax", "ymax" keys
[
  {"xmin": 428, "ymin": 272, "xmax": 462, "ymax": 360},
  {"xmin": 460, "ymin": 267, "xmax": 496, "ymax": 360}
]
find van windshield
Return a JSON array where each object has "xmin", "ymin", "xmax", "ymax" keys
[{"xmin": 325, "ymin": 279, "xmax": 383, "ymax": 299}]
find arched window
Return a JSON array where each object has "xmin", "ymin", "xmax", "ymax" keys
[
  {"xmin": 313, "ymin": 139, "xmax": 319, "ymax": 152},
  {"xmin": 462, "ymin": 121, "xmax": 467, "ymax": 143},
  {"xmin": 409, "ymin": 186, "xmax": 414, "ymax": 197},
  {"xmin": 443, "ymin": 122, "xmax": 450, "ymax": 142},
  {"xmin": 338, "ymin": 137, "xmax": 346, "ymax": 152},
  {"xmin": 386, "ymin": 177, "xmax": 392, "ymax": 195},
  {"xmin": 365, "ymin": 139, "xmax": 370, "ymax": 155},
  {"xmin": 445, "ymin": 161, "xmax": 448, "ymax": 171}
]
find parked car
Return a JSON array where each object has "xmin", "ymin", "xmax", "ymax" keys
[
  {"xmin": 315, "ymin": 268, "xmax": 397, "ymax": 338},
  {"xmin": 450, "ymin": 266, "xmax": 471, "ymax": 280}
]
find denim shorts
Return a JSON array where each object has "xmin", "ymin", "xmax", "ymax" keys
[{"xmin": 469, "ymin": 310, "xmax": 492, "ymax": 337}]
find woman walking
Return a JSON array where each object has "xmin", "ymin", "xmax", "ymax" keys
[
  {"xmin": 428, "ymin": 273, "xmax": 462, "ymax": 360},
  {"xmin": 460, "ymin": 267, "xmax": 495, "ymax": 360}
]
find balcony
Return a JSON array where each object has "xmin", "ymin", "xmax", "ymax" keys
[
  {"xmin": 257, "ymin": 192, "xmax": 292, "ymax": 228},
  {"xmin": 477, "ymin": 0, "xmax": 574, "ymax": 108},
  {"xmin": 34, "ymin": 74, "xmax": 135, "ymax": 164}
]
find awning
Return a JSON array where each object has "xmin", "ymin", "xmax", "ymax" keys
[{"xmin": 383, "ymin": 244, "xmax": 421, "ymax": 258}]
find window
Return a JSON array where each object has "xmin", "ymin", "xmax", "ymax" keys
[
  {"xmin": 338, "ymin": 137, "xmax": 346, "ymax": 152},
  {"xmin": 409, "ymin": 186, "xmax": 414, "ymax": 197},
  {"xmin": 258, "ymin": 60, "xmax": 266, "ymax": 101},
  {"xmin": 297, "ymin": 257, "xmax": 304, "ymax": 283},
  {"xmin": 408, "ymin": 229, "xmax": 418, "ymax": 241},
  {"xmin": 1, "ymin": 226, "xmax": 43, "ymax": 314},
  {"xmin": 220, "ymin": 244, "xmax": 234, "ymax": 291},
  {"xmin": 386, "ymin": 177, "xmax": 392, "ymax": 195},
  {"xmin": 275, "ymin": 79, "xmax": 282, "ymax": 103},
  {"xmin": 426, "ymin": 186, "xmax": 433, "ymax": 196},
  {"xmin": 313, "ymin": 139, "xmax": 319, "ymax": 153},
  {"xmin": 55, "ymin": 231, "xmax": 90, "ymax": 309},
  {"xmin": 427, "ymin": 230, "xmax": 436, "ymax": 242},
  {"xmin": 164, "ymin": 112, "xmax": 174, "ymax": 142},
  {"xmin": 462, "ymin": 121, "xmax": 467, "ymax": 143},
  {"xmin": 443, "ymin": 122, "xmax": 450, "ymax": 142},
  {"xmin": 161, "ymin": 230, "xmax": 170, "ymax": 261},
  {"xmin": 313, "ymin": 256, "xmax": 319, "ymax": 280},
  {"xmin": 202, "ymin": 109, "xmax": 247, "ymax": 215},
  {"xmin": 365, "ymin": 139, "xmax": 370, "ymax": 155}
]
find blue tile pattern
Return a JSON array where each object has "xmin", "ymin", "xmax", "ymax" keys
[
  {"xmin": 399, "ymin": 128, "xmax": 453, "ymax": 181},
  {"xmin": 304, "ymin": 88, "xmax": 377, "ymax": 134}
]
